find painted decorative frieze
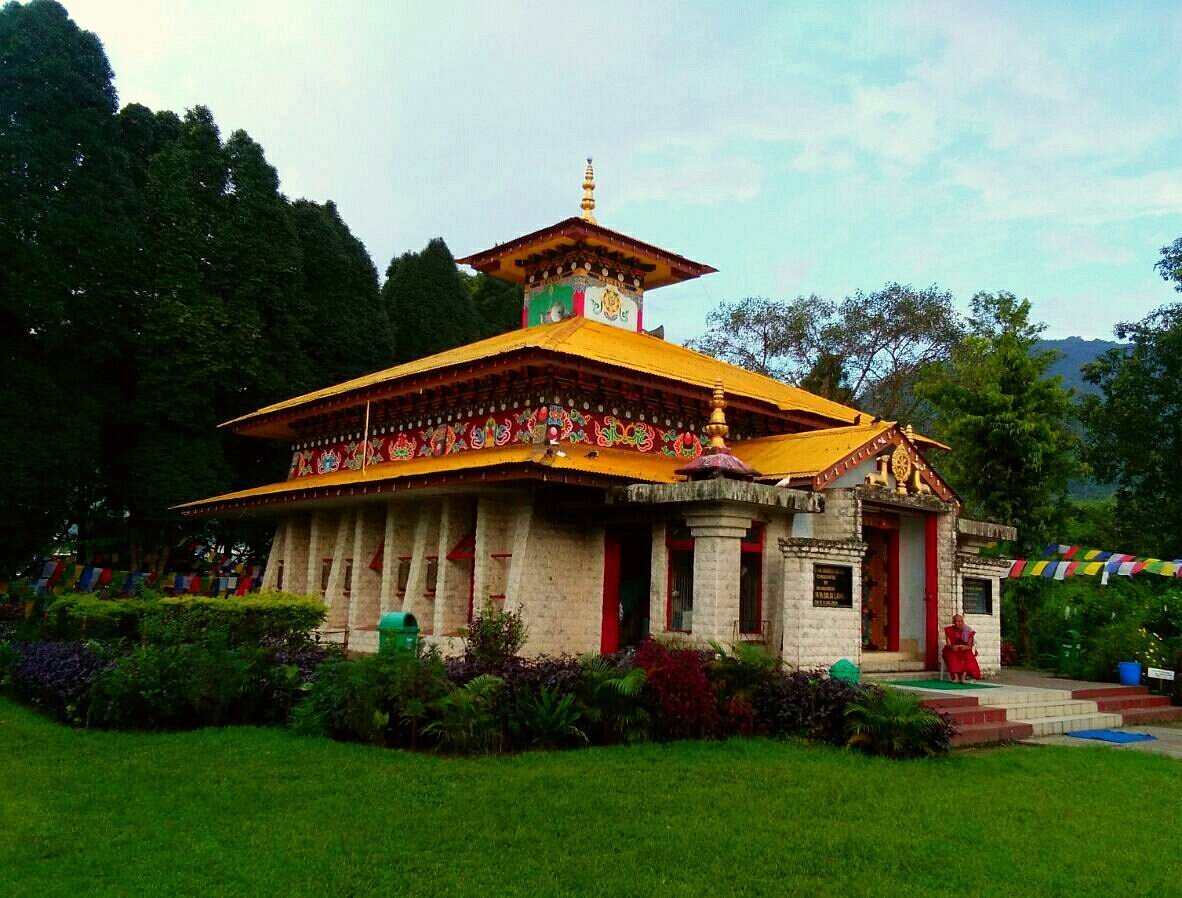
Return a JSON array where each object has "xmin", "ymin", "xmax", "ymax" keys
[
  {"xmin": 523, "ymin": 274, "xmax": 644, "ymax": 332},
  {"xmin": 287, "ymin": 404, "xmax": 703, "ymax": 479}
]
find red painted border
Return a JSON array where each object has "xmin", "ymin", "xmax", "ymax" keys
[
  {"xmin": 888, "ymin": 527, "xmax": 901, "ymax": 652},
  {"xmin": 739, "ymin": 523, "xmax": 764, "ymax": 634},
  {"xmin": 924, "ymin": 513, "xmax": 940, "ymax": 669}
]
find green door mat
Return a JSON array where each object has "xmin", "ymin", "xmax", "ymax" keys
[{"xmin": 882, "ymin": 679, "xmax": 1000, "ymax": 690}]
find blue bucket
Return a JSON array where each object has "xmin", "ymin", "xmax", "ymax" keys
[{"xmin": 1118, "ymin": 661, "xmax": 1142, "ymax": 686}]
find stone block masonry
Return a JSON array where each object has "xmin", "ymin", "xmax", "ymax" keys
[{"xmin": 779, "ymin": 537, "xmax": 865, "ymax": 670}]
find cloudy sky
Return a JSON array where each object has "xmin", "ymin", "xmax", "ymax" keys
[{"xmin": 65, "ymin": 0, "xmax": 1182, "ymax": 343}]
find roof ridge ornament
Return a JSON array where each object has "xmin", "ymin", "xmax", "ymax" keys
[
  {"xmin": 675, "ymin": 381, "xmax": 760, "ymax": 481},
  {"xmin": 580, "ymin": 157, "xmax": 596, "ymax": 224}
]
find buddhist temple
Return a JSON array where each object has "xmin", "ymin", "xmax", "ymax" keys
[{"xmin": 179, "ymin": 161, "xmax": 1015, "ymax": 675}]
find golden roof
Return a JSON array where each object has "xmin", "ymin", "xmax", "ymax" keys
[
  {"xmin": 226, "ymin": 318, "xmax": 870, "ymax": 437},
  {"xmin": 732, "ymin": 422, "xmax": 895, "ymax": 481},
  {"xmin": 176, "ymin": 445, "xmax": 683, "ymax": 515}
]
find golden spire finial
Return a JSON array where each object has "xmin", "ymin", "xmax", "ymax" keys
[
  {"xmin": 704, "ymin": 381, "xmax": 729, "ymax": 451},
  {"xmin": 580, "ymin": 157, "xmax": 596, "ymax": 224}
]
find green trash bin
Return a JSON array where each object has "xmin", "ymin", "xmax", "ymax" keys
[
  {"xmin": 830, "ymin": 658, "xmax": 860, "ymax": 683},
  {"xmin": 1058, "ymin": 628, "xmax": 1082, "ymax": 674},
  {"xmin": 378, "ymin": 611, "xmax": 419, "ymax": 655}
]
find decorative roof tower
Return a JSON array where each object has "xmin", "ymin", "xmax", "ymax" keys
[
  {"xmin": 675, "ymin": 383, "xmax": 760, "ymax": 481},
  {"xmin": 456, "ymin": 159, "xmax": 716, "ymax": 332}
]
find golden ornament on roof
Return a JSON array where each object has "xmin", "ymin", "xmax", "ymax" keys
[{"xmin": 890, "ymin": 445, "xmax": 913, "ymax": 485}]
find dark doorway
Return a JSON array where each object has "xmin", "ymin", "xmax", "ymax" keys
[
  {"xmin": 602, "ymin": 526, "xmax": 652, "ymax": 653},
  {"xmin": 861, "ymin": 515, "xmax": 900, "ymax": 652}
]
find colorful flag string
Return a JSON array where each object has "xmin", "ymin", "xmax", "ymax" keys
[{"xmin": 1010, "ymin": 547, "xmax": 1182, "ymax": 582}]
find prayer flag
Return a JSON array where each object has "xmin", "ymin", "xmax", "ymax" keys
[
  {"xmin": 1041, "ymin": 562, "xmax": 1058, "ymax": 579},
  {"xmin": 1009, "ymin": 560, "xmax": 1026, "ymax": 578},
  {"xmin": 1065, "ymin": 561, "xmax": 1080, "ymax": 577},
  {"xmin": 97, "ymin": 568, "xmax": 113, "ymax": 587},
  {"xmin": 1063, "ymin": 546, "xmax": 1079, "ymax": 560},
  {"xmin": 1082, "ymin": 562, "xmax": 1103, "ymax": 576},
  {"xmin": 1029, "ymin": 561, "xmax": 1049, "ymax": 577},
  {"xmin": 1117, "ymin": 561, "xmax": 1136, "ymax": 576},
  {"xmin": 1053, "ymin": 562, "xmax": 1067, "ymax": 581}
]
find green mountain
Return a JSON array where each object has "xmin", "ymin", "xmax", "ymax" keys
[{"xmin": 1036, "ymin": 337, "xmax": 1126, "ymax": 395}]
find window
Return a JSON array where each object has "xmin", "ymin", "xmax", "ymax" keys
[
  {"xmin": 739, "ymin": 523, "xmax": 764, "ymax": 635},
  {"xmin": 396, "ymin": 557, "xmax": 411, "ymax": 597},
  {"xmin": 320, "ymin": 558, "xmax": 332, "ymax": 595},
  {"xmin": 666, "ymin": 521, "xmax": 694, "ymax": 632},
  {"xmin": 276, "ymin": 560, "xmax": 285, "ymax": 591},
  {"xmin": 963, "ymin": 576, "xmax": 993, "ymax": 615},
  {"xmin": 342, "ymin": 558, "xmax": 354, "ymax": 596},
  {"xmin": 424, "ymin": 556, "xmax": 438, "ymax": 597}
]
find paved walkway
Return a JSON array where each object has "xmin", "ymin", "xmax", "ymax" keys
[{"xmin": 1024, "ymin": 725, "xmax": 1182, "ymax": 759}]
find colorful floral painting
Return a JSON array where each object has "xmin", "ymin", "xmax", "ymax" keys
[
  {"xmin": 594, "ymin": 415, "xmax": 656, "ymax": 452},
  {"xmin": 287, "ymin": 405, "xmax": 702, "ymax": 479}
]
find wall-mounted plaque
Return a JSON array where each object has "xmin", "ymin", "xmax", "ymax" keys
[
  {"xmin": 963, "ymin": 577, "xmax": 993, "ymax": 615},
  {"xmin": 813, "ymin": 564, "xmax": 853, "ymax": 608}
]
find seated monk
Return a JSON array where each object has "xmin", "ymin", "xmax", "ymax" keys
[{"xmin": 943, "ymin": 613, "xmax": 981, "ymax": 683}]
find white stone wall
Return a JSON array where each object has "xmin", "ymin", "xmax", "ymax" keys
[
  {"xmin": 780, "ymin": 537, "xmax": 865, "ymax": 670},
  {"xmin": 955, "ymin": 553, "xmax": 1006, "ymax": 676}
]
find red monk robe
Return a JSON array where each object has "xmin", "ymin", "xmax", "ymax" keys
[{"xmin": 942, "ymin": 619, "xmax": 981, "ymax": 681}]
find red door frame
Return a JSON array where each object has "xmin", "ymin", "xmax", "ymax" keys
[
  {"xmin": 601, "ymin": 531, "xmax": 622, "ymax": 653},
  {"xmin": 924, "ymin": 512, "xmax": 940, "ymax": 669}
]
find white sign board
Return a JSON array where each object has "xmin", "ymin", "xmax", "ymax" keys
[{"xmin": 1147, "ymin": 667, "xmax": 1176, "ymax": 681}]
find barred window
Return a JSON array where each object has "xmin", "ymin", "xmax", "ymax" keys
[{"xmin": 666, "ymin": 521, "xmax": 694, "ymax": 632}]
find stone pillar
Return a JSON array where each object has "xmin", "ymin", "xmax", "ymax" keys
[
  {"xmin": 648, "ymin": 521, "xmax": 668, "ymax": 634},
  {"xmin": 262, "ymin": 518, "xmax": 288, "ymax": 590},
  {"xmin": 434, "ymin": 496, "xmax": 475, "ymax": 637},
  {"xmin": 402, "ymin": 500, "xmax": 441, "ymax": 634},
  {"xmin": 683, "ymin": 506, "xmax": 752, "ymax": 645},
  {"xmin": 348, "ymin": 504, "xmax": 385, "ymax": 631},
  {"xmin": 324, "ymin": 509, "xmax": 356, "ymax": 629}
]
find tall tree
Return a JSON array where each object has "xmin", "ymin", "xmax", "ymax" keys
[
  {"xmin": 689, "ymin": 284, "xmax": 963, "ymax": 423},
  {"xmin": 381, "ymin": 238, "xmax": 481, "ymax": 363},
  {"xmin": 465, "ymin": 271, "xmax": 522, "ymax": 339},
  {"xmin": 0, "ymin": 0, "xmax": 123, "ymax": 573},
  {"xmin": 1081, "ymin": 303, "xmax": 1182, "ymax": 559},
  {"xmin": 291, "ymin": 199, "xmax": 392, "ymax": 385},
  {"xmin": 916, "ymin": 292, "xmax": 1076, "ymax": 659}
]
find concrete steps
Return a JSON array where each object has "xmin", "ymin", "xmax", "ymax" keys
[
  {"xmin": 1120, "ymin": 706, "xmax": 1182, "ymax": 725},
  {"xmin": 950, "ymin": 720, "xmax": 1035, "ymax": 747},
  {"xmin": 860, "ymin": 652, "xmax": 926, "ymax": 673},
  {"xmin": 1024, "ymin": 712, "xmax": 1124, "ymax": 736},
  {"xmin": 1067, "ymin": 685, "xmax": 1182, "ymax": 727},
  {"xmin": 919, "ymin": 696, "xmax": 1032, "ymax": 747}
]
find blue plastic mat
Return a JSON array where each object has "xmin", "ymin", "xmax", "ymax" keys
[{"xmin": 1066, "ymin": 729, "xmax": 1156, "ymax": 744}]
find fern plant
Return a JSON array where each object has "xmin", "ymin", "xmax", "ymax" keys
[
  {"xmin": 578, "ymin": 654, "xmax": 649, "ymax": 744},
  {"xmin": 517, "ymin": 687, "xmax": 587, "ymax": 748},
  {"xmin": 424, "ymin": 674, "xmax": 505, "ymax": 754},
  {"xmin": 844, "ymin": 688, "xmax": 952, "ymax": 758}
]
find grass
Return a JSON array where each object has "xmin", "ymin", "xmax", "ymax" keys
[{"xmin": 2, "ymin": 698, "xmax": 1180, "ymax": 898}]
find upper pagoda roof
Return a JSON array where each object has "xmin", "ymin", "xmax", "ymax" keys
[
  {"xmin": 223, "ymin": 318, "xmax": 873, "ymax": 438},
  {"xmin": 455, "ymin": 216, "xmax": 717, "ymax": 289}
]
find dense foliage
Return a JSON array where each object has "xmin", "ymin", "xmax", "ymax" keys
[
  {"xmin": 1081, "ymin": 304, "xmax": 1182, "ymax": 560},
  {"xmin": 0, "ymin": 1, "xmax": 518, "ymax": 576},
  {"xmin": 688, "ymin": 284, "xmax": 964, "ymax": 425},
  {"xmin": 45, "ymin": 591, "xmax": 326, "ymax": 646},
  {"xmin": 1, "ymin": 589, "xmax": 951, "ymax": 758},
  {"xmin": 917, "ymin": 292, "xmax": 1077, "ymax": 660}
]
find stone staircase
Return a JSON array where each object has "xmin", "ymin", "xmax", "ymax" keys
[
  {"xmin": 859, "ymin": 651, "xmax": 926, "ymax": 674},
  {"xmin": 1072, "ymin": 686, "xmax": 1182, "ymax": 725},
  {"xmin": 903, "ymin": 680, "xmax": 1182, "ymax": 747},
  {"xmin": 919, "ymin": 696, "xmax": 1033, "ymax": 747}
]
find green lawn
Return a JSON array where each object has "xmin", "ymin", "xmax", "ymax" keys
[{"xmin": 2, "ymin": 697, "xmax": 1179, "ymax": 898}]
